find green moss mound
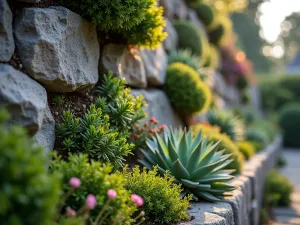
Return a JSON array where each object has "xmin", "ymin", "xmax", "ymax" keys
[
  {"xmin": 194, "ymin": 3, "xmax": 215, "ymax": 26},
  {"xmin": 164, "ymin": 62, "xmax": 212, "ymax": 115},
  {"xmin": 173, "ymin": 20, "xmax": 209, "ymax": 57}
]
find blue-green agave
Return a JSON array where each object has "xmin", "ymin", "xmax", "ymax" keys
[{"xmin": 139, "ymin": 128, "xmax": 236, "ymax": 202}]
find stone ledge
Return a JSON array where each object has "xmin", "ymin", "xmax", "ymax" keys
[{"xmin": 177, "ymin": 136, "xmax": 282, "ymax": 225}]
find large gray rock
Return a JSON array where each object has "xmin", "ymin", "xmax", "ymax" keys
[
  {"xmin": 173, "ymin": 0, "xmax": 188, "ymax": 20},
  {"xmin": 34, "ymin": 105, "xmax": 55, "ymax": 151},
  {"xmin": 101, "ymin": 44, "xmax": 147, "ymax": 88},
  {"xmin": 0, "ymin": 0, "xmax": 14, "ymax": 62},
  {"xmin": 140, "ymin": 46, "xmax": 167, "ymax": 86},
  {"xmin": 0, "ymin": 64, "xmax": 49, "ymax": 135},
  {"xmin": 163, "ymin": 19, "xmax": 178, "ymax": 52},
  {"xmin": 14, "ymin": 6, "xmax": 99, "ymax": 92},
  {"xmin": 159, "ymin": 0, "xmax": 174, "ymax": 19},
  {"xmin": 131, "ymin": 89, "xmax": 182, "ymax": 128},
  {"xmin": 187, "ymin": 9, "xmax": 208, "ymax": 39}
]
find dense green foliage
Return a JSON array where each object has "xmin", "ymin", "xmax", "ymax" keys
[
  {"xmin": 208, "ymin": 16, "xmax": 232, "ymax": 47},
  {"xmin": 204, "ymin": 44, "xmax": 220, "ymax": 69},
  {"xmin": 173, "ymin": 20, "xmax": 209, "ymax": 57},
  {"xmin": 193, "ymin": 3, "xmax": 215, "ymax": 26},
  {"xmin": 168, "ymin": 49, "xmax": 202, "ymax": 72},
  {"xmin": 264, "ymin": 170, "xmax": 293, "ymax": 207},
  {"xmin": 123, "ymin": 166, "xmax": 191, "ymax": 224},
  {"xmin": 140, "ymin": 128, "xmax": 235, "ymax": 202},
  {"xmin": 278, "ymin": 103, "xmax": 300, "ymax": 147},
  {"xmin": 51, "ymin": 154, "xmax": 137, "ymax": 225},
  {"xmin": 245, "ymin": 128, "xmax": 269, "ymax": 151},
  {"xmin": 57, "ymin": 74, "xmax": 146, "ymax": 168},
  {"xmin": 193, "ymin": 124, "xmax": 244, "ymax": 174},
  {"xmin": 237, "ymin": 141, "xmax": 255, "ymax": 160},
  {"xmin": 207, "ymin": 110, "xmax": 244, "ymax": 141},
  {"xmin": 58, "ymin": 0, "xmax": 166, "ymax": 48},
  {"xmin": 165, "ymin": 63, "xmax": 212, "ymax": 115},
  {"xmin": 0, "ymin": 110, "xmax": 61, "ymax": 225}
]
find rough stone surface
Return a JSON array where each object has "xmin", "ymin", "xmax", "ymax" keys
[
  {"xmin": 0, "ymin": 0, "xmax": 14, "ymax": 62},
  {"xmin": 131, "ymin": 89, "xmax": 182, "ymax": 128},
  {"xmin": 14, "ymin": 6, "xmax": 99, "ymax": 92},
  {"xmin": 173, "ymin": 0, "xmax": 188, "ymax": 20},
  {"xmin": 33, "ymin": 105, "xmax": 55, "ymax": 151},
  {"xmin": 101, "ymin": 44, "xmax": 147, "ymax": 88},
  {"xmin": 140, "ymin": 46, "xmax": 167, "ymax": 86},
  {"xmin": 159, "ymin": 0, "xmax": 174, "ymax": 19},
  {"xmin": 17, "ymin": 0, "xmax": 41, "ymax": 3},
  {"xmin": 0, "ymin": 64, "xmax": 48, "ymax": 135},
  {"xmin": 163, "ymin": 19, "xmax": 178, "ymax": 52}
]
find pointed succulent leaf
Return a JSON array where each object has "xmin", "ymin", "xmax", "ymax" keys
[
  {"xmin": 211, "ymin": 159, "xmax": 234, "ymax": 173},
  {"xmin": 178, "ymin": 131, "xmax": 189, "ymax": 166},
  {"xmin": 140, "ymin": 149, "xmax": 157, "ymax": 165},
  {"xmin": 197, "ymin": 174, "xmax": 235, "ymax": 183},
  {"xmin": 186, "ymin": 144, "xmax": 202, "ymax": 172},
  {"xmin": 190, "ymin": 130, "xmax": 202, "ymax": 151},
  {"xmin": 191, "ymin": 190, "xmax": 221, "ymax": 202},
  {"xmin": 198, "ymin": 141, "xmax": 221, "ymax": 167},
  {"xmin": 170, "ymin": 159, "xmax": 190, "ymax": 179},
  {"xmin": 167, "ymin": 140, "xmax": 179, "ymax": 162},
  {"xmin": 155, "ymin": 151, "xmax": 171, "ymax": 170},
  {"xmin": 210, "ymin": 182, "xmax": 236, "ymax": 191},
  {"xmin": 138, "ymin": 159, "xmax": 154, "ymax": 170},
  {"xmin": 195, "ymin": 184, "xmax": 211, "ymax": 191},
  {"xmin": 180, "ymin": 179, "xmax": 200, "ymax": 188}
]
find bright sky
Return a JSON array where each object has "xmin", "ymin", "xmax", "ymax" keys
[{"xmin": 259, "ymin": 0, "xmax": 300, "ymax": 43}]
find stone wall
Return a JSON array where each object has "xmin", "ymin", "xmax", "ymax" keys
[
  {"xmin": 0, "ymin": 0, "xmax": 242, "ymax": 151},
  {"xmin": 177, "ymin": 136, "xmax": 282, "ymax": 225}
]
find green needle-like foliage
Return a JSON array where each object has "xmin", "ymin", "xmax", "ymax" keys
[
  {"xmin": 207, "ymin": 110, "xmax": 244, "ymax": 141},
  {"xmin": 168, "ymin": 49, "xmax": 203, "ymax": 72},
  {"xmin": 139, "ymin": 128, "xmax": 236, "ymax": 202}
]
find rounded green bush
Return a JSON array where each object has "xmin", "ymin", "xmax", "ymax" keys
[
  {"xmin": 173, "ymin": 20, "xmax": 209, "ymax": 57},
  {"xmin": 164, "ymin": 62, "xmax": 212, "ymax": 115},
  {"xmin": 265, "ymin": 170, "xmax": 293, "ymax": 207},
  {"xmin": 50, "ymin": 154, "xmax": 137, "ymax": 225},
  {"xmin": 237, "ymin": 141, "xmax": 255, "ymax": 160},
  {"xmin": 123, "ymin": 166, "xmax": 191, "ymax": 224},
  {"xmin": 194, "ymin": 3, "xmax": 215, "ymax": 26},
  {"xmin": 279, "ymin": 103, "xmax": 300, "ymax": 147},
  {"xmin": 0, "ymin": 110, "xmax": 61, "ymax": 225},
  {"xmin": 58, "ymin": 0, "xmax": 152, "ymax": 32}
]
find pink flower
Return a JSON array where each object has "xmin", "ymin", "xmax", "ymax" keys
[
  {"xmin": 66, "ymin": 206, "xmax": 77, "ymax": 217},
  {"xmin": 69, "ymin": 177, "xmax": 81, "ymax": 189},
  {"xmin": 86, "ymin": 194, "xmax": 97, "ymax": 209},
  {"xmin": 107, "ymin": 189, "xmax": 117, "ymax": 199},
  {"xmin": 160, "ymin": 124, "xmax": 167, "ymax": 129},
  {"xmin": 131, "ymin": 194, "xmax": 144, "ymax": 207}
]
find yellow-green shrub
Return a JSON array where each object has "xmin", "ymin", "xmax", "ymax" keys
[{"xmin": 237, "ymin": 141, "xmax": 255, "ymax": 160}]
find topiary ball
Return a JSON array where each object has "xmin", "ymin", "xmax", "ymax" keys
[
  {"xmin": 194, "ymin": 3, "xmax": 215, "ymax": 27},
  {"xmin": 164, "ymin": 62, "xmax": 212, "ymax": 115},
  {"xmin": 173, "ymin": 20, "xmax": 209, "ymax": 57},
  {"xmin": 278, "ymin": 103, "xmax": 300, "ymax": 147}
]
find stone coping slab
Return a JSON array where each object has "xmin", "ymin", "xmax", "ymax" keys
[{"xmin": 176, "ymin": 136, "xmax": 282, "ymax": 225}]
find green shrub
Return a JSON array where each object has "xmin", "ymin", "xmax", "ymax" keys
[
  {"xmin": 208, "ymin": 16, "xmax": 232, "ymax": 46},
  {"xmin": 279, "ymin": 103, "xmax": 300, "ymax": 147},
  {"xmin": 140, "ymin": 128, "xmax": 235, "ymax": 202},
  {"xmin": 264, "ymin": 170, "xmax": 293, "ymax": 207},
  {"xmin": 173, "ymin": 20, "xmax": 209, "ymax": 57},
  {"xmin": 279, "ymin": 75, "xmax": 300, "ymax": 99},
  {"xmin": 237, "ymin": 141, "xmax": 255, "ymax": 160},
  {"xmin": 50, "ymin": 153, "xmax": 137, "ymax": 225},
  {"xmin": 164, "ymin": 62, "xmax": 212, "ymax": 115},
  {"xmin": 168, "ymin": 49, "xmax": 202, "ymax": 72},
  {"xmin": 193, "ymin": 124, "xmax": 245, "ymax": 174},
  {"xmin": 193, "ymin": 3, "xmax": 215, "ymax": 26},
  {"xmin": 249, "ymin": 120, "xmax": 277, "ymax": 143},
  {"xmin": 58, "ymin": 0, "xmax": 151, "ymax": 32},
  {"xmin": 248, "ymin": 140, "xmax": 264, "ymax": 153},
  {"xmin": 277, "ymin": 155, "xmax": 286, "ymax": 168},
  {"xmin": 0, "ymin": 110, "xmax": 61, "ymax": 225},
  {"xmin": 123, "ymin": 1, "xmax": 167, "ymax": 49},
  {"xmin": 123, "ymin": 166, "xmax": 191, "ymax": 224},
  {"xmin": 207, "ymin": 110, "xmax": 244, "ymax": 141},
  {"xmin": 245, "ymin": 128, "xmax": 269, "ymax": 151},
  {"xmin": 57, "ymin": 74, "xmax": 146, "ymax": 168}
]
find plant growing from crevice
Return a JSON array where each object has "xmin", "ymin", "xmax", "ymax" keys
[
  {"xmin": 168, "ymin": 49, "xmax": 203, "ymax": 72},
  {"xmin": 139, "ymin": 128, "xmax": 235, "ymax": 202}
]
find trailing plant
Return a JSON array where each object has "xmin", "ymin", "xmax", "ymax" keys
[
  {"xmin": 52, "ymin": 95, "xmax": 67, "ymax": 107},
  {"xmin": 278, "ymin": 103, "xmax": 300, "ymax": 147},
  {"xmin": 139, "ymin": 128, "xmax": 236, "ymax": 202},
  {"xmin": 0, "ymin": 109, "xmax": 61, "ymax": 225},
  {"xmin": 193, "ymin": 123, "xmax": 244, "ymax": 174},
  {"xmin": 123, "ymin": 166, "xmax": 191, "ymax": 224},
  {"xmin": 131, "ymin": 117, "xmax": 167, "ymax": 150},
  {"xmin": 164, "ymin": 62, "xmax": 212, "ymax": 115},
  {"xmin": 168, "ymin": 49, "xmax": 203, "ymax": 72},
  {"xmin": 50, "ymin": 153, "xmax": 138, "ymax": 225},
  {"xmin": 173, "ymin": 20, "xmax": 209, "ymax": 57},
  {"xmin": 207, "ymin": 110, "xmax": 244, "ymax": 141},
  {"xmin": 237, "ymin": 141, "xmax": 255, "ymax": 160}
]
